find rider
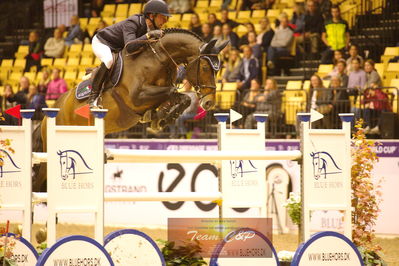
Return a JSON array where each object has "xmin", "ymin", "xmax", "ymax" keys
[{"xmin": 89, "ymin": 0, "xmax": 171, "ymax": 108}]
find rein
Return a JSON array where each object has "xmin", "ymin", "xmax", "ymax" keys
[{"xmin": 148, "ymin": 39, "xmax": 217, "ymax": 101}]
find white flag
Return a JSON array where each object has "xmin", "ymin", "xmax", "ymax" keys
[
  {"xmin": 229, "ymin": 109, "xmax": 243, "ymax": 123},
  {"xmin": 310, "ymin": 108, "xmax": 324, "ymax": 122}
]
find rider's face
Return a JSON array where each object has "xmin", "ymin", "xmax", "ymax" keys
[{"xmin": 154, "ymin": 14, "xmax": 168, "ymax": 28}]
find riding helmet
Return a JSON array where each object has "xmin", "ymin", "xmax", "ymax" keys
[{"xmin": 143, "ymin": 0, "xmax": 171, "ymax": 17}]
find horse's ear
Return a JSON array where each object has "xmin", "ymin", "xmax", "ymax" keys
[
  {"xmin": 213, "ymin": 40, "xmax": 230, "ymax": 54},
  {"xmin": 200, "ymin": 39, "xmax": 217, "ymax": 54}
]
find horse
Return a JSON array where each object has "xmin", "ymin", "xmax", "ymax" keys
[{"xmin": 33, "ymin": 28, "xmax": 228, "ymax": 191}]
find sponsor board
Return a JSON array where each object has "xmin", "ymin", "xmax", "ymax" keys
[{"xmin": 1, "ymin": 233, "xmax": 38, "ymax": 266}]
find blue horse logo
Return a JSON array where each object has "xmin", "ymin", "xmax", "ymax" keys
[
  {"xmin": 57, "ymin": 150, "xmax": 93, "ymax": 180},
  {"xmin": 230, "ymin": 160, "xmax": 258, "ymax": 178},
  {"xmin": 0, "ymin": 149, "xmax": 21, "ymax": 177},
  {"xmin": 310, "ymin": 152, "xmax": 342, "ymax": 180}
]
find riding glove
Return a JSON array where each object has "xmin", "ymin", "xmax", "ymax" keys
[{"xmin": 146, "ymin": 30, "xmax": 163, "ymax": 39}]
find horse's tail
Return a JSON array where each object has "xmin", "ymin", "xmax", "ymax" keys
[
  {"xmin": 32, "ymin": 121, "xmax": 43, "ymax": 152},
  {"xmin": 32, "ymin": 121, "xmax": 47, "ymax": 192}
]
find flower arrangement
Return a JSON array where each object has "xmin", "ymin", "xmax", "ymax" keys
[
  {"xmin": 351, "ymin": 119, "xmax": 385, "ymax": 265},
  {"xmin": 283, "ymin": 192, "xmax": 301, "ymax": 225},
  {"xmin": 0, "ymin": 226, "xmax": 17, "ymax": 266},
  {"xmin": 277, "ymin": 250, "xmax": 295, "ymax": 262}
]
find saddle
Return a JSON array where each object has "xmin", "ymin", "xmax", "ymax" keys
[{"xmin": 75, "ymin": 52, "xmax": 124, "ymax": 100}]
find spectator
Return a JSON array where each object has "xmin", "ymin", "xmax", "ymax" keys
[
  {"xmin": 331, "ymin": 75, "xmax": 350, "ymax": 127},
  {"xmin": 168, "ymin": 0, "xmax": 192, "ymax": 14},
  {"xmin": 1, "ymin": 84, "xmax": 17, "ymax": 125},
  {"xmin": 58, "ymin": 24, "xmax": 67, "ymax": 37},
  {"xmin": 222, "ymin": 49, "xmax": 242, "ymax": 83},
  {"xmin": 7, "ymin": 77, "xmax": 30, "ymax": 108},
  {"xmin": 266, "ymin": 16, "xmax": 294, "ymax": 70},
  {"xmin": 347, "ymin": 58, "xmax": 366, "ymax": 91},
  {"xmin": 220, "ymin": 9, "xmax": 239, "ymax": 29},
  {"xmin": 346, "ymin": 44, "xmax": 364, "ymax": 74},
  {"xmin": 244, "ymin": 78, "xmax": 281, "ymax": 135},
  {"xmin": 26, "ymin": 84, "xmax": 47, "ymax": 121},
  {"xmin": 44, "ymin": 28, "xmax": 66, "ymax": 58},
  {"xmin": 257, "ymin": 18, "xmax": 274, "ymax": 55},
  {"xmin": 332, "ymin": 49, "xmax": 345, "ymax": 65},
  {"xmin": 310, "ymin": 74, "xmax": 333, "ymax": 128},
  {"xmin": 321, "ymin": 5, "xmax": 349, "ymax": 64},
  {"xmin": 239, "ymin": 22, "xmax": 256, "ymax": 47},
  {"xmin": 291, "ymin": 3, "xmax": 306, "ymax": 36},
  {"xmin": 325, "ymin": 60, "xmax": 348, "ymax": 88},
  {"xmin": 90, "ymin": 0, "xmax": 104, "ymax": 17},
  {"xmin": 65, "ymin": 15, "xmax": 83, "ymax": 46},
  {"xmin": 364, "ymin": 59, "xmax": 382, "ymax": 89},
  {"xmin": 240, "ymin": 79, "xmax": 261, "ymax": 127},
  {"xmin": 221, "ymin": 23, "xmax": 239, "ymax": 49},
  {"xmin": 46, "ymin": 68, "xmax": 68, "ymax": 100},
  {"xmin": 201, "ymin": 23, "xmax": 213, "ymax": 42},
  {"xmin": 169, "ymin": 81, "xmax": 198, "ymax": 138},
  {"xmin": 242, "ymin": 0, "xmax": 275, "ymax": 10},
  {"xmin": 237, "ymin": 45, "xmax": 259, "ymax": 94},
  {"xmin": 1, "ymin": 84, "xmax": 15, "ymax": 111},
  {"xmin": 316, "ymin": 0, "xmax": 332, "ymax": 20},
  {"xmin": 297, "ymin": 0, "xmax": 324, "ymax": 58},
  {"xmin": 212, "ymin": 25, "xmax": 223, "ymax": 46},
  {"xmin": 37, "ymin": 68, "xmax": 51, "ymax": 94},
  {"xmin": 247, "ymin": 32, "xmax": 262, "ymax": 60},
  {"xmin": 189, "ymin": 13, "xmax": 202, "ymax": 36},
  {"xmin": 24, "ymin": 31, "xmax": 43, "ymax": 72},
  {"xmin": 362, "ymin": 85, "xmax": 391, "ymax": 134},
  {"xmin": 207, "ymin": 13, "xmax": 221, "ymax": 31}
]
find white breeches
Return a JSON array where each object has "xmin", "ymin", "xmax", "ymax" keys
[{"xmin": 92, "ymin": 35, "xmax": 113, "ymax": 69}]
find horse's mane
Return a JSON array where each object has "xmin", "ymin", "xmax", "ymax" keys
[{"xmin": 163, "ymin": 28, "xmax": 204, "ymax": 42}]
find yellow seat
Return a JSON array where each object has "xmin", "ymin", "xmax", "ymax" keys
[
  {"xmin": 282, "ymin": 90, "xmax": 307, "ymax": 125},
  {"xmin": 88, "ymin": 17, "xmax": 101, "ymax": 26},
  {"xmin": 0, "ymin": 72, "xmax": 9, "ymax": 82},
  {"xmin": 65, "ymin": 57, "xmax": 80, "ymax": 71},
  {"xmin": 198, "ymin": 13, "xmax": 208, "ymax": 22},
  {"xmin": 384, "ymin": 62, "xmax": 399, "ymax": 86},
  {"xmin": 169, "ymin": 14, "xmax": 181, "ymax": 23},
  {"xmin": 222, "ymin": 82, "xmax": 238, "ymax": 91},
  {"xmin": 267, "ymin": 9, "xmax": 281, "ymax": 23},
  {"xmin": 64, "ymin": 71, "xmax": 78, "ymax": 89},
  {"xmin": 79, "ymin": 57, "xmax": 94, "ymax": 71},
  {"xmin": 82, "ymin": 44, "xmax": 93, "ymax": 57},
  {"xmin": 103, "ymin": 17, "xmax": 114, "ymax": 26},
  {"xmin": 282, "ymin": 8, "xmax": 294, "ymax": 19},
  {"xmin": 317, "ymin": 64, "xmax": 333, "ymax": 78},
  {"xmin": 53, "ymin": 58, "xmax": 67, "ymax": 70},
  {"xmin": 251, "ymin": 10, "xmax": 266, "ymax": 23},
  {"xmin": 286, "ymin": 80, "xmax": 303, "ymax": 90},
  {"xmin": 209, "ymin": 0, "xmax": 222, "ymax": 12},
  {"xmin": 236, "ymin": 10, "xmax": 251, "ymax": 23},
  {"xmin": 194, "ymin": 0, "xmax": 209, "ymax": 12},
  {"xmin": 8, "ymin": 72, "xmax": 23, "ymax": 83},
  {"xmin": 128, "ymin": 3, "xmax": 142, "ymax": 16},
  {"xmin": 24, "ymin": 72, "xmax": 36, "ymax": 83},
  {"xmin": 101, "ymin": 4, "xmax": 116, "ymax": 17},
  {"xmin": 216, "ymin": 91, "xmax": 236, "ymax": 109},
  {"xmin": 216, "ymin": 82, "xmax": 222, "ymax": 91},
  {"xmin": 374, "ymin": 63, "xmax": 384, "ymax": 78},
  {"xmin": 94, "ymin": 57, "xmax": 101, "ymax": 66},
  {"xmin": 14, "ymin": 45, "xmax": 29, "ymax": 59},
  {"xmin": 77, "ymin": 70, "xmax": 87, "ymax": 82},
  {"xmin": 303, "ymin": 80, "xmax": 311, "ymax": 92},
  {"xmin": 12, "ymin": 59, "xmax": 26, "ymax": 72},
  {"xmin": 115, "ymin": 4, "xmax": 128, "ymax": 18},
  {"xmin": 181, "ymin": 13, "xmax": 194, "ymax": 22},
  {"xmin": 322, "ymin": 79, "xmax": 331, "ymax": 88},
  {"xmin": 235, "ymin": 24, "xmax": 248, "ymax": 37},
  {"xmin": 41, "ymin": 58, "xmax": 54, "ymax": 68},
  {"xmin": 1, "ymin": 59, "xmax": 14, "ymax": 70},
  {"xmin": 68, "ymin": 43, "xmax": 83, "ymax": 58},
  {"xmin": 381, "ymin": 47, "xmax": 399, "ymax": 69},
  {"xmin": 79, "ymin": 18, "xmax": 89, "ymax": 30},
  {"xmin": 115, "ymin": 17, "xmax": 126, "ymax": 24}
]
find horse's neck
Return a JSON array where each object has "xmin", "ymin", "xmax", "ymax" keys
[{"xmin": 160, "ymin": 35, "xmax": 202, "ymax": 64}]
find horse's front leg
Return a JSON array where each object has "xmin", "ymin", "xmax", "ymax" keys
[{"xmin": 151, "ymin": 92, "xmax": 191, "ymax": 130}]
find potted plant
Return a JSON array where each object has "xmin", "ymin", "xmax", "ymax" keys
[{"xmin": 158, "ymin": 239, "xmax": 207, "ymax": 266}]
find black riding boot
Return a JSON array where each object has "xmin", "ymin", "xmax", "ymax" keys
[{"xmin": 88, "ymin": 63, "xmax": 108, "ymax": 108}]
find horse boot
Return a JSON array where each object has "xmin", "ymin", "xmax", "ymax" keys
[
  {"xmin": 164, "ymin": 93, "xmax": 191, "ymax": 125},
  {"xmin": 88, "ymin": 63, "xmax": 108, "ymax": 109}
]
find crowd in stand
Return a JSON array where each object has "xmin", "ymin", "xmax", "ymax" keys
[{"xmin": 0, "ymin": 0, "xmax": 394, "ymax": 136}]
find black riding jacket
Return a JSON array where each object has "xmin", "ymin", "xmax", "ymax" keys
[{"xmin": 95, "ymin": 14, "xmax": 148, "ymax": 52}]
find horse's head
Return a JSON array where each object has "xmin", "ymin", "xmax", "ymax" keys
[{"xmin": 185, "ymin": 39, "xmax": 229, "ymax": 110}]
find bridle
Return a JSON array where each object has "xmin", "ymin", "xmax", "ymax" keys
[{"xmin": 148, "ymin": 39, "xmax": 218, "ymax": 101}]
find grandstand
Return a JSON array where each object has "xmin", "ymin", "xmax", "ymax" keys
[{"xmin": 0, "ymin": 0, "xmax": 398, "ymax": 139}]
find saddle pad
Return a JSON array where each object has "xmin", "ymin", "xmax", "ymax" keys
[
  {"xmin": 76, "ymin": 79, "xmax": 92, "ymax": 100},
  {"xmin": 75, "ymin": 52, "xmax": 124, "ymax": 100}
]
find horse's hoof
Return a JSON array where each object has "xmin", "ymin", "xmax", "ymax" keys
[
  {"xmin": 150, "ymin": 119, "xmax": 166, "ymax": 131},
  {"xmin": 141, "ymin": 110, "xmax": 156, "ymax": 123}
]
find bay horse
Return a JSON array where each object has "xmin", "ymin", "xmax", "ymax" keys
[{"xmin": 33, "ymin": 28, "xmax": 228, "ymax": 191}]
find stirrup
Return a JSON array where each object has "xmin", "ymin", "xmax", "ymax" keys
[{"xmin": 89, "ymin": 97, "xmax": 103, "ymax": 109}]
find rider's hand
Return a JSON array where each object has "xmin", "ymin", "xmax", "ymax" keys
[{"xmin": 146, "ymin": 30, "xmax": 163, "ymax": 40}]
